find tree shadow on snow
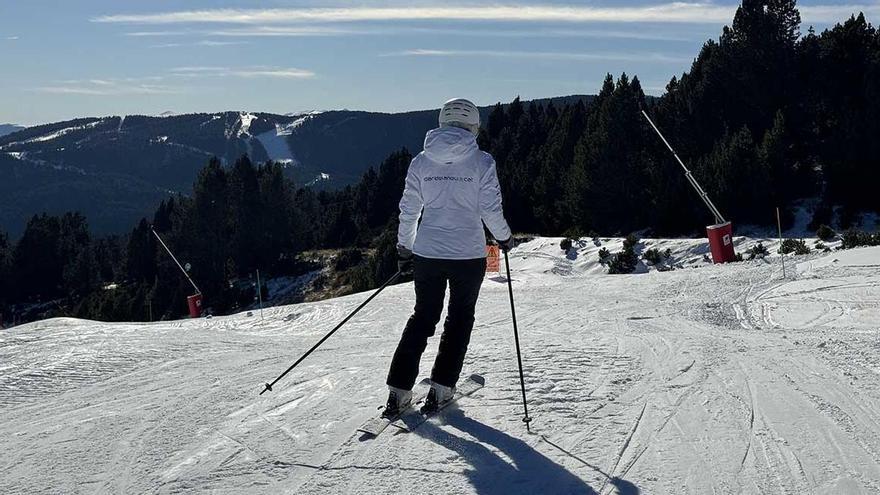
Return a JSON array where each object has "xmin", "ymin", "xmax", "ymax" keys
[{"xmin": 414, "ymin": 409, "xmax": 599, "ymax": 494}]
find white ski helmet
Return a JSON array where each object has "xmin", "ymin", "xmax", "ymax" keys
[{"xmin": 439, "ymin": 98, "xmax": 480, "ymax": 135}]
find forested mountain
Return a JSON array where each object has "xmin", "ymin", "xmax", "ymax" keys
[
  {"xmin": 1, "ymin": 1, "xmax": 878, "ymax": 326},
  {"xmin": 0, "ymin": 124, "xmax": 24, "ymax": 137},
  {"xmin": 0, "ymin": 97, "xmax": 589, "ymax": 237}
]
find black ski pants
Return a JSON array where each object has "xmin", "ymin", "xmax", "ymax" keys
[{"xmin": 386, "ymin": 255, "xmax": 486, "ymax": 390}]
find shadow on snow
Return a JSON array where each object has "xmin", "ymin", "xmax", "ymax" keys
[{"xmin": 414, "ymin": 408, "xmax": 637, "ymax": 495}]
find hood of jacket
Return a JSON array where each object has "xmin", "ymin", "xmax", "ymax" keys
[{"xmin": 423, "ymin": 126, "xmax": 478, "ymax": 164}]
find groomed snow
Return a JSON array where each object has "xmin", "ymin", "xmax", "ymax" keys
[
  {"xmin": 253, "ymin": 113, "xmax": 319, "ymax": 166},
  {"xmin": 1, "ymin": 119, "xmax": 106, "ymax": 148},
  {"xmin": 36, "ymin": 120, "xmax": 105, "ymax": 143},
  {"xmin": 254, "ymin": 123, "xmax": 298, "ymax": 165},
  {"xmin": 2, "ymin": 239, "xmax": 880, "ymax": 494}
]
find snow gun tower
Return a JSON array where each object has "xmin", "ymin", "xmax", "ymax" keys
[
  {"xmin": 151, "ymin": 227, "xmax": 204, "ymax": 318},
  {"xmin": 641, "ymin": 110, "xmax": 737, "ymax": 264}
]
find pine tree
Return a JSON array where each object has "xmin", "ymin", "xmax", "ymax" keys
[
  {"xmin": 126, "ymin": 219, "xmax": 157, "ymax": 284},
  {"xmin": 758, "ymin": 109, "xmax": 791, "ymax": 205},
  {"xmin": 258, "ymin": 161, "xmax": 295, "ymax": 266},
  {"xmin": 533, "ymin": 101, "xmax": 587, "ymax": 232},
  {"xmin": 185, "ymin": 157, "xmax": 231, "ymax": 309},
  {"xmin": 56, "ymin": 212, "xmax": 95, "ymax": 297},
  {"xmin": 371, "ymin": 149, "xmax": 412, "ymax": 229},
  {"xmin": 703, "ymin": 126, "xmax": 771, "ymax": 224},
  {"xmin": 152, "ymin": 198, "xmax": 176, "ymax": 233},
  {"xmin": 228, "ymin": 155, "xmax": 261, "ymax": 274},
  {"xmin": 0, "ymin": 232, "xmax": 10, "ymax": 314},
  {"xmin": 13, "ymin": 214, "xmax": 63, "ymax": 301}
]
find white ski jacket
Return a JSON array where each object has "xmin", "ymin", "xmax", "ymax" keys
[{"xmin": 398, "ymin": 126, "xmax": 512, "ymax": 260}]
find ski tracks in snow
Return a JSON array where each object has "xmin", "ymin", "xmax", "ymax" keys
[{"xmin": 4, "ymin": 243, "xmax": 880, "ymax": 493}]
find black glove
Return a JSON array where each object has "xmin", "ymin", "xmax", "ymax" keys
[
  {"xmin": 397, "ymin": 245, "xmax": 414, "ymax": 275},
  {"xmin": 498, "ymin": 237, "xmax": 514, "ymax": 253}
]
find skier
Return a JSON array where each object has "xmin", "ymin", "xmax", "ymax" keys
[{"xmin": 384, "ymin": 98, "xmax": 513, "ymax": 417}]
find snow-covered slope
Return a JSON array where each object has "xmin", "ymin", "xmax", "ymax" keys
[
  {"xmin": 2, "ymin": 239, "xmax": 880, "ymax": 494},
  {"xmin": 253, "ymin": 113, "xmax": 317, "ymax": 166}
]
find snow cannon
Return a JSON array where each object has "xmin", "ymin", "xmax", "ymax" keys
[
  {"xmin": 150, "ymin": 226, "xmax": 207, "ymax": 317},
  {"xmin": 641, "ymin": 110, "xmax": 737, "ymax": 264},
  {"xmin": 706, "ymin": 222, "xmax": 737, "ymax": 263},
  {"xmin": 187, "ymin": 293, "xmax": 203, "ymax": 318}
]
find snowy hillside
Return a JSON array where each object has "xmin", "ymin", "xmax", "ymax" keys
[{"xmin": 2, "ymin": 238, "xmax": 880, "ymax": 494}]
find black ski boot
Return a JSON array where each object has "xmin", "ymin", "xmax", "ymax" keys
[
  {"xmin": 381, "ymin": 387, "xmax": 412, "ymax": 419},
  {"xmin": 420, "ymin": 383, "xmax": 455, "ymax": 414}
]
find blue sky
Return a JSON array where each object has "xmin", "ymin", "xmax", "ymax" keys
[{"xmin": 1, "ymin": 1, "xmax": 877, "ymax": 125}]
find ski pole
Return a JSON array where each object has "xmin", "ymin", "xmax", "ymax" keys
[
  {"xmin": 504, "ymin": 250, "xmax": 532, "ymax": 431},
  {"xmin": 260, "ymin": 271, "xmax": 402, "ymax": 395}
]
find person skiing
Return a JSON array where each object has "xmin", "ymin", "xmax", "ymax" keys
[{"xmin": 384, "ymin": 98, "xmax": 512, "ymax": 417}]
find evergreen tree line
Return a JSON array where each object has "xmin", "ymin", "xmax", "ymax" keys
[
  {"xmin": 1, "ymin": 1, "xmax": 877, "ymax": 324},
  {"xmin": 0, "ymin": 151, "xmax": 412, "ymax": 323},
  {"xmin": 482, "ymin": 3, "xmax": 879, "ymax": 235}
]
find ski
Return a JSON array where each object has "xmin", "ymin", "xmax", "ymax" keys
[
  {"xmin": 356, "ymin": 378, "xmax": 430, "ymax": 437},
  {"xmin": 394, "ymin": 374, "xmax": 485, "ymax": 432}
]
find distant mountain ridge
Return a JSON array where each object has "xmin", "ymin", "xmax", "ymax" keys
[
  {"xmin": 0, "ymin": 124, "xmax": 25, "ymax": 137},
  {"xmin": 0, "ymin": 95, "xmax": 591, "ymax": 236}
]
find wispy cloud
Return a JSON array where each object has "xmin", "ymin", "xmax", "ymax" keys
[
  {"xmin": 93, "ymin": 4, "xmax": 880, "ymax": 26},
  {"xmin": 231, "ymin": 68, "xmax": 314, "ymax": 78},
  {"xmin": 170, "ymin": 66, "xmax": 315, "ymax": 79},
  {"xmin": 30, "ymin": 65, "xmax": 312, "ymax": 97},
  {"xmin": 149, "ymin": 40, "xmax": 249, "ymax": 48},
  {"xmin": 93, "ymin": 5, "xmax": 734, "ymax": 24},
  {"xmin": 197, "ymin": 40, "xmax": 248, "ymax": 46},
  {"xmin": 204, "ymin": 25, "xmax": 694, "ymax": 42},
  {"xmin": 5, "ymin": 36, "xmax": 19, "ymax": 41},
  {"xmin": 385, "ymin": 49, "xmax": 690, "ymax": 64},
  {"xmin": 170, "ymin": 66, "xmax": 230, "ymax": 73},
  {"xmin": 32, "ymin": 78, "xmax": 180, "ymax": 96},
  {"xmin": 402, "ymin": 27, "xmax": 696, "ymax": 42},
  {"xmin": 206, "ymin": 26, "xmax": 356, "ymax": 37},
  {"xmin": 125, "ymin": 31, "xmax": 189, "ymax": 37}
]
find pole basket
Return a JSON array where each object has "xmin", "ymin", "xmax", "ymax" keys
[
  {"xmin": 187, "ymin": 293, "xmax": 203, "ymax": 318},
  {"xmin": 486, "ymin": 245, "xmax": 501, "ymax": 274},
  {"xmin": 706, "ymin": 222, "xmax": 737, "ymax": 263}
]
